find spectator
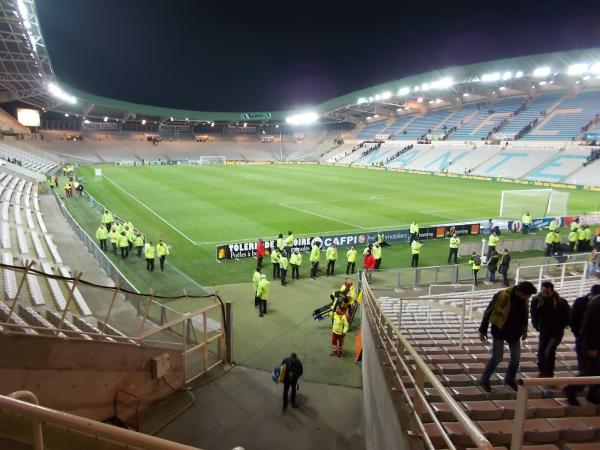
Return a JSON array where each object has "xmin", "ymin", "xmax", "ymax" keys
[
  {"xmin": 570, "ymin": 285, "xmax": 600, "ymax": 374},
  {"xmin": 278, "ymin": 353, "xmax": 303, "ymax": 411}
]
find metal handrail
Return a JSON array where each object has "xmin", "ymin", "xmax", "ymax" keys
[
  {"xmin": 361, "ymin": 272, "xmax": 493, "ymax": 450},
  {"xmin": 0, "ymin": 392, "xmax": 204, "ymax": 450},
  {"xmin": 511, "ymin": 376, "xmax": 600, "ymax": 450}
]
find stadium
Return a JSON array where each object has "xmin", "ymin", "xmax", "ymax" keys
[{"xmin": 0, "ymin": 1, "xmax": 600, "ymax": 449}]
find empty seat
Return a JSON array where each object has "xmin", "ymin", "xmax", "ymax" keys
[
  {"xmin": 477, "ymin": 419, "xmax": 514, "ymax": 446},
  {"xmin": 555, "ymin": 398, "xmax": 598, "ymax": 417},
  {"xmin": 546, "ymin": 417, "xmax": 595, "ymax": 442},
  {"xmin": 463, "ymin": 400, "xmax": 504, "ymax": 420},
  {"xmin": 524, "ymin": 418, "xmax": 560, "ymax": 443},
  {"xmin": 494, "ymin": 400, "xmax": 535, "ymax": 419},
  {"xmin": 529, "ymin": 399, "xmax": 566, "ymax": 418},
  {"xmin": 581, "ymin": 416, "xmax": 600, "ymax": 437}
]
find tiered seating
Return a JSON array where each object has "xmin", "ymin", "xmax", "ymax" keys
[
  {"xmin": 473, "ymin": 147, "xmax": 560, "ymax": 179},
  {"xmin": 378, "ymin": 295, "xmax": 600, "ymax": 448},
  {"xmin": 386, "ymin": 145, "xmax": 427, "ymax": 168},
  {"xmin": 403, "ymin": 146, "xmax": 472, "ymax": 171},
  {"xmin": 564, "ymin": 159, "xmax": 600, "ymax": 186},
  {"xmin": 527, "ymin": 148, "xmax": 590, "ymax": 182},
  {"xmin": 439, "ymin": 103, "xmax": 480, "ymax": 135},
  {"xmin": 501, "ymin": 92, "xmax": 565, "ymax": 139},
  {"xmin": 356, "ymin": 120, "xmax": 389, "ymax": 140},
  {"xmin": 0, "ymin": 142, "xmax": 58, "ymax": 173},
  {"xmin": 401, "ymin": 108, "xmax": 453, "ymax": 140},
  {"xmin": 524, "ymin": 90, "xmax": 600, "ymax": 141},
  {"xmin": 449, "ymin": 97, "xmax": 526, "ymax": 141},
  {"xmin": 388, "ymin": 115, "xmax": 417, "ymax": 139}
]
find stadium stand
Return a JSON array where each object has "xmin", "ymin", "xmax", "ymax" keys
[
  {"xmin": 388, "ymin": 114, "xmax": 418, "ymax": 139},
  {"xmin": 473, "ymin": 147, "xmax": 561, "ymax": 178},
  {"xmin": 400, "ymin": 108, "xmax": 453, "ymax": 140},
  {"xmin": 524, "ymin": 90, "xmax": 600, "ymax": 141},
  {"xmin": 449, "ymin": 96, "xmax": 526, "ymax": 141},
  {"xmin": 0, "ymin": 141, "xmax": 58, "ymax": 173},
  {"xmin": 498, "ymin": 91, "xmax": 565, "ymax": 139},
  {"xmin": 356, "ymin": 119, "xmax": 389, "ymax": 140}
]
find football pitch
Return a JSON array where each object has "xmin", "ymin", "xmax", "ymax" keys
[{"xmin": 70, "ymin": 163, "xmax": 599, "ymax": 291}]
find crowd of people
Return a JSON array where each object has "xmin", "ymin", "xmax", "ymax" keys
[
  {"xmin": 96, "ymin": 209, "xmax": 170, "ymax": 272},
  {"xmin": 478, "ymin": 281, "xmax": 600, "ymax": 405}
]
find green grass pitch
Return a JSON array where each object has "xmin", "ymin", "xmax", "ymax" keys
[{"xmin": 68, "ymin": 164, "xmax": 599, "ymax": 293}]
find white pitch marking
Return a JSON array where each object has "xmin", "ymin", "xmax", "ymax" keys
[
  {"xmin": 103, "ymin": 175, "xmax": 198, "ymax": 246},
  {"xmin": 277, "ymin": 202, "xmax": 364, "ymax": 229}
]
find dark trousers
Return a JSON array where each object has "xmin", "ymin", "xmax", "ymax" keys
[
  {"xmin": 500, "ymin": 267, "xmax": 509, "ymax": 286},
  {"xmin": 257, "ymin": 256, "xmax": 263, "ymax": 269},
  {"xmin": 410, "ymin": 233, "xmax": 417, "ymax": 244},
  {"xmin": 545, "ymin": 244, "xmax": 553, "ymax": 257},
  {"xmin": 254, "ymin": 295, "xmax": 260, "ymax": 308},
  {"xmin": 280, "ymin": 269, "xmax": 287, "ymax": 285},
  {"xmin": 473, "ymin": 268, "xmax": 479, "ymax": 285},
  {"xmin": 346, "ymin": 262, "xmax": 355, "ymax": 275},
  {"xmin": 448, "ymin": 248, "xmax": 458, "ymax": 264},
  {"xmin": 537, "ymin": 332, "xmax": 563, "ymax": 377},
  {"xmin": 374, "ymin": 258, "xmax": 381, "ymax": 269},
  {"xmin": 259, "ymin": 299, "xmax": 267, "ymax": 316},
  {"xmin": 310, "ymin": 262, "xmax": 319, "ymax": 278},
  {"xmin": 99, "ymin": 239, "xmax": 107, "ymax": 251},
  {"xmin": 291, "ymin": 264, "xmax": 299, "ymax": 279},
  {"xmin": 488, "ymin": 246, "xmax": 496, "ymax": 258},
  {"xmin": 283, "ymin": 378, "xmax": 297, "ymax": 408},
  {"xmin": 146, "ymin": 258, "xmax": 154, "ymax": 271},
  {"xmin": 159, "ymin": 255, "xmax": 166, "ymax": 271},
  {"xmin": 136, "ymin": 246, "xmax": 143, "ymax": 257},
  {"xmin": 488, "ymin": 269, "xmax": 497, "ymax": 282},
  {"xmin": 112, "ymin": 243, "xmax": 117, "ymax": 255},
  {"xmin": 481, "ymin": 337, "xmax": 521, "ymax": 385},
  {"xmin": 522, "ymin": 224, "xmax": 530, "ymax": 234},
  {"xmin": 578, "ymin": 240, "xmax": 586, "ymax": 252},
  {"xmin": 120, "ymin": 246, "xmax": 129, "ymax": 259},
  {"xmin": 411, "ymin": 254, "xmax": 419, "ymax": 267},
  {"xmin": 326, "ymin": 260, "xmax": 335, "ymax": 275},
  {"xmin": 570, "ymin": 241, "xmax": 576, "ymax": 252},
  {"xmin": 575, "ymin": 338, "xmax": 585, "ymax": 374},
  {"xmin": 105, "ymin": 223, "xmax": 112, "ymax": 232},
  {"xmin": 565, "ymin": 346, "xmax": 600, "ymax": 402},
  {"xmin": 272, "ymin": 263, "xmax": 280, "ymax": 279}
]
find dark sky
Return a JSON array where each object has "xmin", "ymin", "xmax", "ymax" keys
[{"xmin": 37, "ymin": 0, "xmax": 600, "ymax": 112}]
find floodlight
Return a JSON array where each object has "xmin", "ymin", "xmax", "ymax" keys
[
  {"xmin": 373, "ymin": 114, "xmax": 379, "ymax": 118},
  {"xmin": 533, "ymin": 66, "xmax": 551, "ymax": 77},
  {"xmin": 583, "ymin": 75, "xmax": 591, "ymax": 81},
  {"xmin": 538, "ymin": 81, "xmax": 547, "ymax": 85},
  {"xmin": 366, "ymin": 116, "xmax": 372, "ymax": 120},
  {"xmin": 64, "ymin": 113, "xmax": 69, "ymax": 117},
  {"xmin": 398, "ymin": 87, "xmax": 410, "ymax": 96},
  {"xmin": 48, "ymin": 83, "xmax": 76, "ymax": 104},
  {"xmin": 396, "ymin": 108, "xmax": 402, "ymax": 112},
  {"xmin": 374, "ymin": 94, "xmax": 381, "ymax": 101},
  {"xmin": 17, "ymin": 0, "xmax": 28, "ymax": 20},
  {"xmin": 275, "ymin": 124, "xmax": 279, "ymax": 128},
  {"xmin": 590, "ymin": 62, "xmax": 600, "ymax": 74},
  {"xmin": 430, "ymin": 77, "xmax": 453, "ymax": 89},
  {"xmin": 428, "ymin": 100, "xmax": 434, "ymax": 104},
  {"xmin": 515, "ymin": 71, "xmax": 524, "ymax": 78},
  {"xmin": 84, "ymin": 119, "xmax": 90, "ymax": 124},
  {"xmin": 463, "ymin": 93, "xmax": 469, "ymax": 97},
  {"xmin": 499, "ymin": 86, "xmax": 507, "ymax": 91},
  {"xmin": 357, "ymin": 97, "xmax": 367, "ymax": 105},
  {"xmin": 435, "ymin": 98, "xmax": 442, "ymax": 104},
  {"xmin": 502, "ymin": 71, "xmax": 512, "ymax": 80},
  {"xmin": 416, "ymin": 97, "xmax": 423, "ymax": 103},
  {"xmin": 170, "ymin": 117, "xmax": 174, "ymax": 121},
  {"xmin": 381, "ymin": 91, "xmax": 391, "ymax": 100},
  {"xmin": 568, "ymin": 63, "xmax": 588, "ymax": 75},
  {"xmin": 481, "ymin": 72, "xmax": 501, "ymax": 82},
  {"xmin": 141, "ymin": 119, "xmax": 146, "ymax": 125},
  {"xmin": 413, "ymin": 86, "xmax": 420, "ymax": 92},
  {"xmin": 285, "ymin": 112, "xmax": 318, "ymax": 125},
  {"xmin": 421, "ymin": 83, "xmax": 430, "ymax": 91},
  {"xmin": 243, "ymin": 122, "xmax": 247, "ymax": 127},
  {"xmin": 103, "ymin": 117, "xmax": 108, "ymax": 122}
]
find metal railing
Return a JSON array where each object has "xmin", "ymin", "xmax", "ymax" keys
[
  {"xmin": 511, "ymin": 377, "xmax": 600, "ymax": 450},
  {"xmin": 515, "ymin": 260, "xmax": 588, "ymax": 294},
  {"xmin": 1, "ymin": 391, "xmax": 207, "ymax": 450},
  {"xmin": 360, "ymin": 271, "xmax": 493, "ymax": 450},
  {"xmin": 458, "ymin": 236, "xmax": 546, "ymax": 257},
  {"xmin": 367, "ymin": 252, "xmax": 593, "ymax": 292}
]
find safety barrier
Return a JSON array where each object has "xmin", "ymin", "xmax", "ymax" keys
[
  {"xmin": 515, "ymin": 260, "xmax": 589, "ymax": 294},
  {"xmin": 0, "ymin": 390, "xmax": 213, "ymax": 450},
  {"xmin": 458, "ymin": 236, "xmax": 545, "ymax": 256}
]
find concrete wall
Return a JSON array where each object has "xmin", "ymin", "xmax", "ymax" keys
[{"xmin": 0, "ymin": 333, "xmax": 185, "ymax": 420}]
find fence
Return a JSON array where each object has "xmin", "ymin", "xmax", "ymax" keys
[
  {"xmin": 369, "ymin": 252, "xmax": 593, "ymax": 291},
  {"xmin": 458, "ymin": 236, "xmax": 546, "ymax": 256},
  {"xmin": 515, "ymin": 260, "xmax": 589, "ymax": 294}
]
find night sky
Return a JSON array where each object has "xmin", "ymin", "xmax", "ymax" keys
[{"xmin": 37, "ymin": 0, "xmax": 600, "ymax": 112}]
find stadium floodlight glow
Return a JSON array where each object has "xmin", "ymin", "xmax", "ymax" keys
[
  {"xmin": 421, "ymin": 83, "xmax": 430, "ymax": 91},
  {"xmin": 515, "ymin": 70, "xmax": 524, "ymax": 78},
  {"xmin": 84, "ymin": 119, "xmax": 90, "ymax": 124},
  {"xmin": 590, "ymin": 62, "xmax": 600, "ymax": 74},
  {"xmin": 48, "ymin": 83, "xmax": 77, "ymax": 104},
  {"xmin": 539, "ymin": 81, "xmax": 547, "ymax": 86},
  {"xmin": 533, "ymin": 66, "xmax": 551, "ymax": 77},
  {"xmin": 481, "ymin": 72, "xmax": 501, "ymax": 82},
  {"xmin": 381, "ymin": 91, "xmax": 391, "ymax": 100},
  {"xmin": 64, "ymin": 113, "xmax": 69, "ymax": 117},
  {"xmin": 435, "ymin": 98, "xmax": 442, "ymax": 104},
  {"xmin": 211, "ymin": 122, "xmax": 215, "ymax": 127},
  {"xmin": 568, "ymin": 63, "xmax": 588, "ymax": 75},
  {"xmin": 357, "ymin": 97, "xmax": 367, "ymax": 105},
  {"xmin": 373, "ymin": 114, "xmax": 379, "ymax": 118},
  {"xmin": 430, "ymin": 77, "xmax": 453, "ymax": 90},
  {"xmin": 502, "ymin": 71, "xmax": 512, "ymax": 80},
  {"xmin": 583, "ymin": 75, "xmax": 591, "ymax": 81},
  {"xmin": 374, "ymin": 94, "xmax": 381, "ymax": 101},
  {"xmin": 416, "ymin": 97, "xmax": 423, "ymax": 103},
  {"xmin": 285, "ymin": 111, "xmax": 318, "ymax": 126},
  {"xmin": 413, "ymin": 86, "xmax": 420, "ymax": 92},
  {"xmin": 398, "ymin": 87, "xmax": 410, "ymax": 96},
  {"xmin": 103, "ymin": 116, "xmax": 108, "ymax": 122},
  {"xmin": 428, "ymin": 100, "xmax": 435, "ymax": 104},
  {"xmin": 499, "ymin": 86, "xmax": 507, "ymax": 91},
  {"xmin": 463, "ymin": 92, "xmax": 469, "ymax": 97},
  {"xmin": 243, "ymin": 122, "xmax": 247, "ymax": 127},
  {"xmin": 141, "ymin": 119, "xmax": 146, "ymax": 125},
  {"xmin": 275, "ymin": 124, "xmax": 279, "ymax": 128},
  {"xmin": 366, "ymin": 116, "xmax": 372, "ymax": 120}
]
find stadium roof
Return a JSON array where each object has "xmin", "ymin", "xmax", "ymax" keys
[{"xmin": 1, "ymin": 1, "xmax": 599, "ymax": 126}]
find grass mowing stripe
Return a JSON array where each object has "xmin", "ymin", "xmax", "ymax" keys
[
  {"xmin": 102, "ymin": 174, "xmax": 198, "ymax": 245},
  {"xmin": 277, "ymin": 201, "xmax": 365, "ymax": 229}
]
